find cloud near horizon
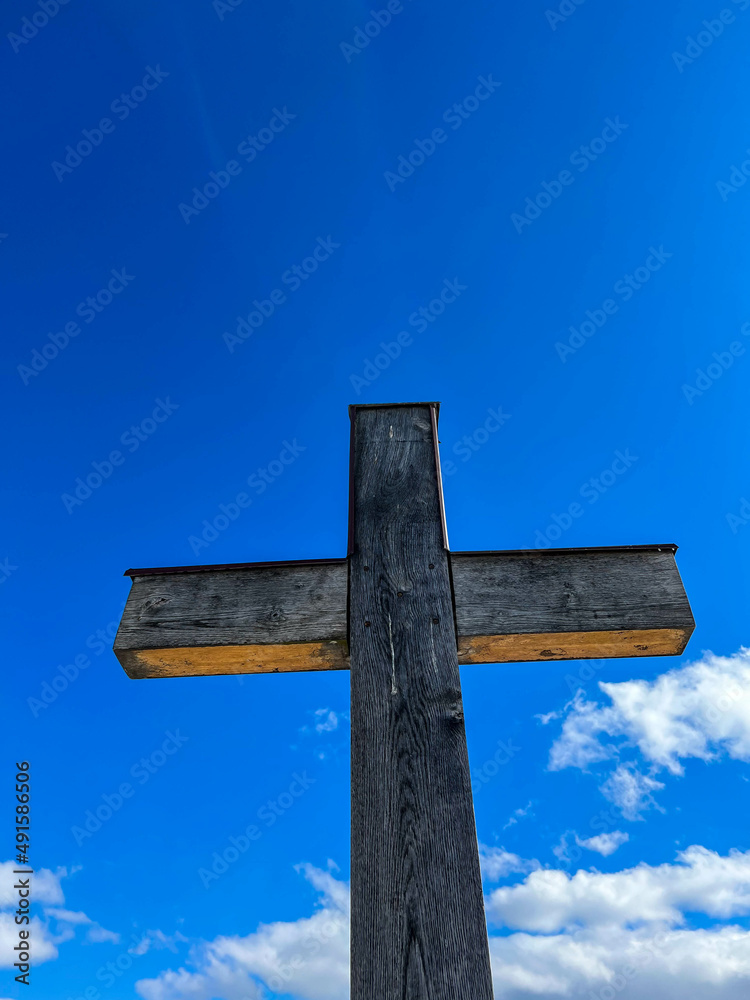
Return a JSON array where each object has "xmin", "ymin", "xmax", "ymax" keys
[{"xmin": 136, "ymin": 845, "xmax": 750, "ymax": 1000}]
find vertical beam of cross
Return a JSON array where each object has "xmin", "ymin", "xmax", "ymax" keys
[{"xmin": 348, "ymin": 403, "xmax": 494, "ymax": 1000}]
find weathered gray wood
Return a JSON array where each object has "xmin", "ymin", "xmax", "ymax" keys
[
  {"xmin": 114, "ymin": 545, "xmax": 694, "ymax": 677},
  {"xmin": 113, "ymin": 559, "xmax": 348, "ymax": 678},
  {"xmin": 452, "ymin": 545, "xmax": 694, "ymax": 663},
  {"xmin": 348, "ymin": 403, "xmax": 494, "ymax": 1000},
  {"xmin": 112, "ymin": 401, "xmax": 697, "ymax": 999}
]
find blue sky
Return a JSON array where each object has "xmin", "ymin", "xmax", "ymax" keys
[{"xmin": 3, "ymin": 0, "xmax": 750, "ymax": 996}]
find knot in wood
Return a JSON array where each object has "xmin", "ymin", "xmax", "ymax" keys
[
  {"xmin": 139, "ymin": 595, "xmax": 170, "ymax": 619},
  {"xmin": 446, "ymin": 703, "xmax": 465, "ymax": 727}
]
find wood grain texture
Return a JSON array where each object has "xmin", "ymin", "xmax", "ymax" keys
[
  {"xmin": 114, "ymin": 546, "xmax": 694, "ymax": 678},
  {"xmin": 113, "ymin": 560, "xmax": 348, "ymax": 678},
  {"xmin": 348, "ymin": 404, "xmax": 494, "ymax": 1000},
  {"xmin": 118, "ymin": 640, "xmax": 349, "ymax": 679},
  {"xmin": 458, "ymin": 627, "xmax": 690, "ymax": 664},
  {"xmin": 451, "ymin": 547, "xmax": 694, "ymax": 662}
]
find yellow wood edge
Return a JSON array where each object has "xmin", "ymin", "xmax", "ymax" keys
[
  {"xmin": 456, "ymin": 628, "xmax": 691, "ymax": 664},
  {"xmin": 117, "ymin": 628, "xmax": 692, "ymax": 678},
  {"xmin": 116, "ymin": 640, "xmax": 350, "ymax": 678}
]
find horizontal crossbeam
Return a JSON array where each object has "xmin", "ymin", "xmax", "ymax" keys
[
  {"xmin": 114, "ymin": 557, "xmax": 349, "ymax": 678},
  {"xmin": 114, "ymin": 544, "xmax": 694, "ymax": 679},
  {"xmin": 451, "ymin": 544, "xmax": 694, "ymax": 662}
]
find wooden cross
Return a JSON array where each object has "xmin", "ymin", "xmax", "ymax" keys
[{"xmin": 114, "ymin": 402, "xmax": 694, "ymax": 999}]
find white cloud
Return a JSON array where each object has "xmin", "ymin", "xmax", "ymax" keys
[
  {"xmin": 43, "ymin": 905, "xmax": 120, "ymax": 944},
  {"xmin": 490, "ymin": 924, "xmax": 750, "ymax": 1000},
  {"xmin": 480, "ymin": 846, "xmax": 540, "ymax": 882},
  {"xmin": 139, "ymin": 848, "xmax": 750, "ymax": 1000},
  {"xmin": 599, "ymin": 762, "xmax": 665, "ymax": 820},
  {"xmin": 484, "ymin": 845, "xmax": 750, "ymax": 933},
  {"xmin": 136, "ymin": 864, "xmax": 349, "ymax": 1000},
  {"xmin": 553, "ymin": 829, "xmax": 628, "ymax": 865},
  {"xmin": 552, "ymin": 829, "xmax": 628, "ymax": 864},
  {"xmin": 0, "ymin": 863, "xmax": 69, "ymax": 968},
  {"xmin": 551, "ymin": 648, "xmax": 750, "ymax": 774},
  {"xmin": 486, "ymin": 843, "xmax": 750, "ymax": 996},
  {"xmin": 0, "ymin": 914, "xmax": 60, "ymax": 967},
  {"xmin": 504, "ymin": 801, "xmax": 534, "ymax": 830},
  {"xmin": 0, "ymin": 863, "xmax": 67, "ymax": 907},
  {"xmin": 0, "ymin": 860, "xmax": 117, "ymax": 968},
  {"xmin": 547, "ymin": 649, "xmax": 750, "ymax": 814},
  {"xmin": 86, "ymin": 924, "xmax": 121, "ymax": 944},
  {"xmin": 552, "ymin": 833, "xmax": 576, "ymax": 865},
  {"xmin": 298, "ymin": 708, "xmax": 344, "ymax": 739},
  {"xmin": 313, "ymin": 708, "xmax": 340, "ymax": 734},
  {"xmin": 44, "ymin": 907, "xmax": 91, "ymax": 924},
  {"xmin": 577, "ymin": 831, "xmax": 629, "ymax": 856},
  {"xmin": 130, "ymin": 928, "xmax": 189, "ymax": 956},
  {"xmin": 535, "ymin": 710, "xmax": 561, "ymax": 726}
]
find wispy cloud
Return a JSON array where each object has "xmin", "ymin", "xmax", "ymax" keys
[
  {"xmin": 576, "ymin": 830, "xmax": 629, "ymax": 856},
  {"xmin": 312, "ymin": 708, "xmax": 340, "ymax": 733},
  {"xmin": 547, "ymin": 648, "xmax": 750, "ymax": 815},
  {"xmin": 0, "ymin": 861, "xmax": 117, "ymax": 968},
  {"xmin": 503, "ymin": 800, "xmax": 533, "ymax": 829},
  {"xmin": 479, "ymin": 845, "xmax": 540, "ymax": 882},
  {"xmin": 130, "ymin": 928, "xmax": 189, "ymax": 955}
]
